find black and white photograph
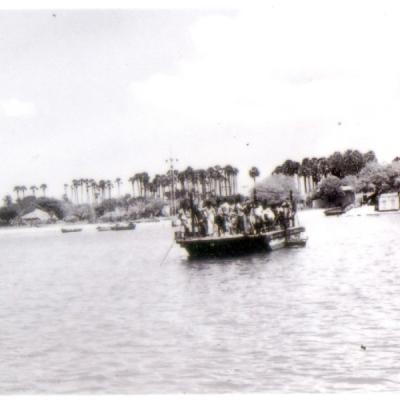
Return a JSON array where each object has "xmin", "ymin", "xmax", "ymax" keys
[{"xmin": 1, "ymin": 0, "xmax": 400, "ymax": 395}]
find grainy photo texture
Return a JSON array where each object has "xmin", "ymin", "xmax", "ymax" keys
[{"xmin": 1, "ymin": 1, "xmax": 400, "ymax": 394}]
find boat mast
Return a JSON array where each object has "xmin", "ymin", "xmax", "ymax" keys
[
  {"xmin": 289, "ymin": 189, "xmax": 296, "ymax": 226},
  {"xmin": 166, "ymin": 157, "xmax": 178, "ymax": 216},
  {"xmin": 189, "ymin": 191, "xmax": 195, "ymax": 236}
]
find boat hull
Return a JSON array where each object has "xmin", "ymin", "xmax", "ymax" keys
[
  {"xmin": 61, "ymin": 228, "xmax": 82, "ymax": 233},
  {"xmin": 324, "ymin": 207, "xmax": 344, "ymax": 216},
  {"xmin": 176, "ymin": 226, "xmax": 306, "ymax": 258},
  {"xmin": 110, "ymin": 224, "xmax": 136, "ymax": 231}
]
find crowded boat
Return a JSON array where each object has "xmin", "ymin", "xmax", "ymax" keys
[{"xmin": 176, "ymin": 198, "xmax": 297, "ymax": 238}]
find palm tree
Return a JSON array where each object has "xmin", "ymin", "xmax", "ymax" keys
[
  {"xmin": 3, "ymin": 195, "xmax": 13, "ymax": 207},
  {"xmin": 249, "ymin": 167, "xmax": 260, "ymax": 201},
  {"xmin": 213, "ymin": 165, "xmax": 224, "ymax": 196},
  {"xmin": 128, "ymin": 176, "xmax": 135, "ymax": 197},
  {"xmin": 152, "ymin": 175, "xmax": 161, "ymax": 198},
  {"xmin": 182, "ymin": 167, "xmax": 193, "ymax": 193},
  {"xmin": 133, "ymin": 173, "xmax": 143, "ymax": 197},
  {"xmin": 198, "ymin": 169, "xmax": 207, "ymax": 198},
  {"xmin": 70, "ymin": 184, "xmax": 74, "ymax": 202},
  {"xmin": 160, "ymin": 174, "xmax": 170, "ymax": 200},
  {"xmin": 317, "ymin": 157, "xmax": 330, "ymax": 179},
  {"xmin": 299, "ymin": 158, "xmax": 313, "ymax": 193},
  {"xmin": 105, "ymin": 180, "xmax": 113, "ymax": 199},
  {"xmin": 20, "ymin": 185, "xmax": 27, "ymax": 199},
  {"xmin": 224, "ymin": 165, "xmax": 234, "ymax": 196},
  {"xmin": 115, "ymin": 177, "xmax": 122, "ymax": 197},
  {"xmin": 90, "ymin": 180, "xmax": 97, "ymax": 204},
  {"xmin": 98, "ymin": 180, "xmax": 106, "ymax": 201},
  {"xmin": 72, "ymin": 180, "xmax": 79, "ymax": 203},
  {"xmin": 64, "ymin": 184, "xmax": 69, "ymax": 199},
  {"xmin": 13, "ymin": 186, "xmax": 21, "ymax": 201},
  {"xmin": 206, "ymin": 167, "xmax": 215, "ymax": 195},
  {"xmin": 40, "ymin": 183, "xmax": 47, "ymax": 197},
  {"xmin": 142, "ymin": 172, "xmax": 150, "ymax": 199},
  {"xmin": 79, "ymin": 179, "xmax": 85, "ymax": 203},
  {"xmin": 82, "ymin": 179, "xmax": 91, "ymax": 203},
  {"xmin": 30, "ymin": 185, "xmax": 38, "ymax": 197}
]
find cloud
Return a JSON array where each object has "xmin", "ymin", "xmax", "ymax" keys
[
  {"xmin": 129, "ymin": 2, "xmax": 400, "ymax": 127},
  {"xmin": 0, "ymin": 98, "xmax": 36, "ymax": 117},
  {"xmin": 126, "ymin": 1, "xmax": 400, "ymax": 177}
]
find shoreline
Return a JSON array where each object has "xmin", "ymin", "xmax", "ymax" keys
[
  {"xmin": 0, "ymin": 218, "xmax": 169, "ymax": 236},
  {"xmin": 1, "ymin": 206, "xmax": 398, "ymax": 236}
]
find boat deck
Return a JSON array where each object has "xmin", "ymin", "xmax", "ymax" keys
[{"xmin": 176, "ymin": 226, "xmax": 305, "ymax": 242}]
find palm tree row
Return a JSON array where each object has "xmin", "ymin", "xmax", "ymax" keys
[
  {"xmin": 13, "ymin": 184, "xmax": 47, "ymax": 200},
  {"xmin": 65, "ymin": 178, "xmax": 123, "ymax": 204},
  {"xmin": 128, "ymin": 165, "xmax": 240, "ymax": 201},
  {"xmin": 66, "ymin": 165, "xmax": 240, "ymax": 205}
]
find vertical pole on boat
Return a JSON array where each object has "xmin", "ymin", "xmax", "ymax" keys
[
  {"xmin": 289, "ymin": 189, "xmax": 297, "ymax": 227},
  {"xmin": 289, "ymin": 190, "xmax": 294, "ymax": 210},
  {"xmin": 171, "ymin": 166, "xmax": 176, "ymax": 216},
  {"xmin": 189, "ymin": 191, "xmax": 195, "ymax": 236},
  {"xmin": 166, "ymin": 157, "xmax": 178, "ymax": 216}
]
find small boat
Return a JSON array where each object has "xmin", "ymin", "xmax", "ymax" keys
[
  {"xmin": 324, "ymin": 207, "xmax": 345, "ymax": 216},
  {"xmin": 96, "ymin": 226, "xmax": 112, "ymax": 232},
  {"xmin": 61, "ymin": 227, "xmax": 82, "ymax": 233},
  {"xmin": 135, "ymin": 217, "xmax": 160, "ymax": 224},
  {"xmin": 110, "ymin": 222, "xmax": 136, "ymax": 231}
]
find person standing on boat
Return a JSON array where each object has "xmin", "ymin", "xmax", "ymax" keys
[
  {"xmin": 203, "ymin": 203, "xmax": 215, "ymax": 236},
  {"xmin": 235, "ymin": 202, "xmax": 245, "ymax": 234},
  {"xmin": 262, "ymin": 203, "xmax": 275, "ymax": 231},
  {"xmin": 275, "ymin": 204, "xmax": 285, "ymax": 229},
  {"xmin": 220, "ymin": 198, "xmax": 231, "ymax": 234},
  {"xmin": 281, "ymin": 201, "xmax": 291, "ymax": 229},
  {"xmin": 215, "ymin": 203, "xmax": 225, "ymax": 236},
  {"xmin": 253, "ymin": 201, "xmax": 264, "ymax": 234}
]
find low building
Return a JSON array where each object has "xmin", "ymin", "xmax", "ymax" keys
[
  {"xmin": 21, "ymin": 208, "xmax": 54, "ymax": 225},
  {"xmin": 100, "ymin": 208, "xmax": 127, "ymax": 222},
  {"xmin": 312, "ymin": 185, "xmax": 355, "ymax": 209},
  {"xmin": 378, "ymin": 193, "xmax": 400, "ymax": 211},
  {"xmin": 340, "ymin": 186, "xmax": 356, "ymax": 207}
]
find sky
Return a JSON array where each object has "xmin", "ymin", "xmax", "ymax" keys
[{"xmin": 2, "ymin": 1, "xmax": 400, "ymax": 199}]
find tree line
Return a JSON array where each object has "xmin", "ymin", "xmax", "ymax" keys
[
  {"xmin": 65, "ymin": 165, "xmax": 240, "ymax": 204},
  {"xmin": 271, "ymin": 149, "xmax": 400, "ymax": 206},
  {"xmin": 273, "ymin": 150, "xmax": 377, "ymax": 184},
  {"xmin": 13, "ymin": 184, "xmax": 47, "ymax": 200}
]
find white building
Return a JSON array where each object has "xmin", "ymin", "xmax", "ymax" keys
[{"xmin": 378, "ymin": 193, "xmax": 400, "ymax": 211}]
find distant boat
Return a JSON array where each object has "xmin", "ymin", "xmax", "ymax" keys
[
  {"xmin": 324, "ymin": 207, "xmax": 345, "ymax": 216},
  {"xmin": 110, "ymin": 222, "xmax": 136, "ymax": 231},
  {"xmin": 324, "ymin": 203, "xmax": 354, "ymax": 216},
  {"xmin": 97, "ymin": 226, "xmax": 112, "ymax": 232},
  {"xmin": 135, "ymin": 217, "xmax": 160, "ymax": 224},
  {"xmin": 61, "ymin": 227, "xmax": 82, "ymax": 233}
]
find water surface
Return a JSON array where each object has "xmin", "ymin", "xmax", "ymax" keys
[{"xmin": 1, "ymin": 210, "xmax": 400, "ymax": 393}]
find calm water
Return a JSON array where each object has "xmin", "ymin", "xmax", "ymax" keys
[{"xmin": 1, "ymin": 210, "xmax": 400, "ymax": 393}]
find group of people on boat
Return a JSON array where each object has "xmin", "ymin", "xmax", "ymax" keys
[{"xmin": 177, "ymin": 198, "xmax": 296, "ymax": 238}]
